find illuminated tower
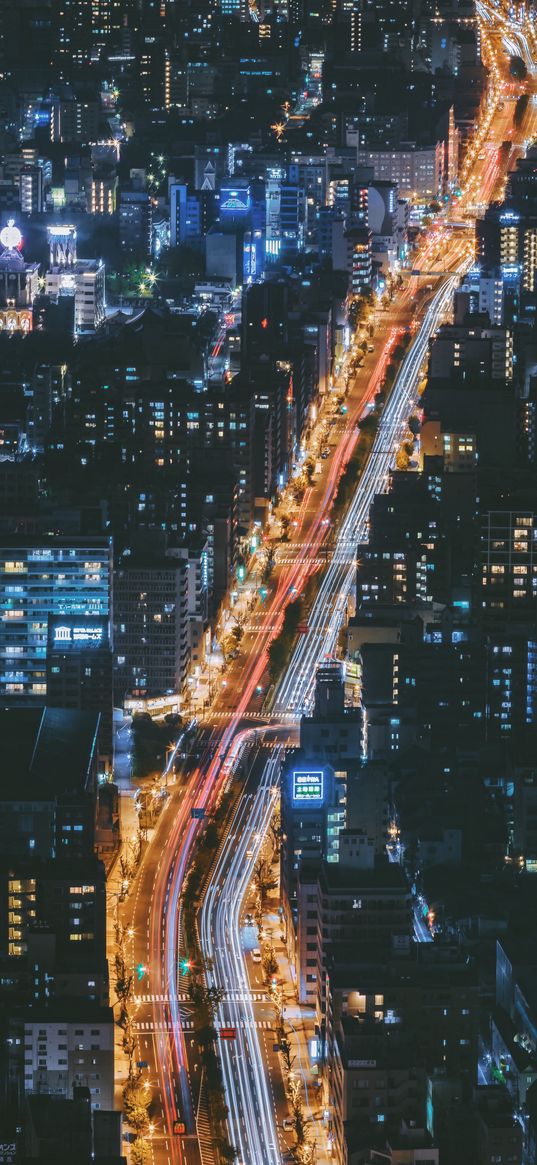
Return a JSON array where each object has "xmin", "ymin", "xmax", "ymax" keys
[{"xmin": 0, "ymin": 220, "xmax": 39, "ymax": 334}]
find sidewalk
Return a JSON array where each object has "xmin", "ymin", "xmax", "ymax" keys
[
  {"xmin": 106, "ymin": 785, "xmax": 145, "ymax": 1113},
  {"xmin": 264, "ymin": 905, "xmax": 332, "ymax": 1164}
]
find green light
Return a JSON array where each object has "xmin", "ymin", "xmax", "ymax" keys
[
  {"xmin": 136, "ymin": 963, "xmax": 146, "ymax": 982},
  {"xmin": 180, "ymin": 958, "xmax": 192, "ymax": 975}
]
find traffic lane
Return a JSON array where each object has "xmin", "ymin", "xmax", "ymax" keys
[
  {"xmin": 125, "ymin": 767, "xmax": 207, "ymax": 1160},
  {"xmin": 201, "ymin": 752, "xmax": 282, "ymax": 1164}
]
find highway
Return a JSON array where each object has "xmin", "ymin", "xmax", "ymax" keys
[
  {"xmin": 273, "ymin": 274, "xmax": 462, "ymax": 716},
  {"xmin": 197, "ymin": 273, "xmax": 461, "ymax": 1165},
  {"xmin": 120, "ymin": 5, "xmax": 537, "ymax": 1163},
  {"xmin": 200, "ymin": 744, "xmax": 284, "ymax": 1165},
  {"xmin": 192, "ymin": 11, "xmax": 537, "ymax": 1161}
]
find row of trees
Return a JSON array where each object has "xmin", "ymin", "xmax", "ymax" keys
[
  {"xmin": 114, "ymin": 917, "xmax": 153, "ymax": 1165},
  {"xmin": 118, "ymin": 831, "xmax": 143, "ymax": 898}
]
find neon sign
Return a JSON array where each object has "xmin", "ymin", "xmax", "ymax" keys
[
  {"xmin": 52, "ymin": 624, "xmax": 104, "ymax": 645},
  {"xmin": 292, "ymin": 770, "xmax": 324, "ymax": 801}
]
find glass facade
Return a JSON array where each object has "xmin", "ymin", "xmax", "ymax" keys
[{"xmin": 0, "ymin": 539, "xmax": 111, "ymax": 698}]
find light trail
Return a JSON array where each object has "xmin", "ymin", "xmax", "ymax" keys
[
  {"xmin": 273, "ymin": 274, "xmax": 464, "ymax": 715},
  {"xmin": 137, "ymin": 7, "xmax": 537, "ymax": 1161},
  {"xmin": 200, "ymin": 746, "xmax": 283, "ymax": 1165}
]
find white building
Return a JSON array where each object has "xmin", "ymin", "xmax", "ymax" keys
[
  {"xmin": 18, "ymin": 1007, "xmax": 114, "ymax": 1110},
  {"xmin": 357, "ymin": 144, "xmax": 442, "ymax": 199},
  {"xmin": 74, "ymin": 260, "xmax": 106, "ymax": 332},
  {"xmin": 46, "ymin": 258, "xmax": 105, "ymax": 334}
]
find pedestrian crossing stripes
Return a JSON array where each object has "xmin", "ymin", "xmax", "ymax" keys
[
  {"xmin": 135, "ymin": 1018, "xmax": 275, "ymax": 1033},
  {"xmin": 134, "ymin": 991, "xmax": 268, "ymax": 1004},
  {"xmin": 208, "ymin": 710, "xmax": 298, "ymax": 722}
]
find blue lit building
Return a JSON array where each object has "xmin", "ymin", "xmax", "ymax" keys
[
  {"xmin": 265, "ymin": 177, "xmax": 306, "ymax": 260},
  {"xmin": 281, "ymin": 759, "xmax": 345, "ymax": 930},
  {"xmin": 0, "ymin": 537, "xmax": 112, "ymax": 701},
  {"xmin": 169, "ymin": 182, "xmax": 209, "ymax": 250}
]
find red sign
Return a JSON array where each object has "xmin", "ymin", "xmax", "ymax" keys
[
  {"xmin": 219, "ymin": 1027, "xmax": 237, "ymax": 1040},
  {"xmin": 173, "ymin": 1121, "xmax": 185, "ymax": 1135}
]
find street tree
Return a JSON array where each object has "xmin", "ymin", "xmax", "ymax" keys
[
  {"xmin": 260, "ymin": 545, "xmax": 276, "ymax": 582},
  {"xmin": 230, "ymin": 611, "xmax": 246, "ymax": 646},
  {"xmin": 262, "ymin": 942, "xmax": 278, "ymax": 983},
  {"xmin": 123, "ymin": 1078, "xmax": 150, "ymax": 1136},
  {"xmin": 253, "ymin": 857, "xmax": 276, "ymax": 908},
  {"xmin": 279, "ymin": 513, "xmax": 291, "ymax": 541},
  {"xmin": 130, "ymin": 1139, "xmax": 151, "ymax": 1165},
  {"xmin": 279, "ymin": 1032, "xmax": 295, "ymax": 1074},
  {"xmin": 115, "ymin": 952, "xmax": 133, "ymax": 1003},
  {"xmin": 269, "ymin": 809, "xmax": 282, "ymax": 859}
]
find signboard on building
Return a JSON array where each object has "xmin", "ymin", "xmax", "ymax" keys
[
  {"xmin": 48, "ymin": 615, "xmax": 109, "ymax": 650},
  {"xmin": 292, "ymin": 770, "xmax": 324, "ymax": 802}
]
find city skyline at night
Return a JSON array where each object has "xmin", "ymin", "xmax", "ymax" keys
[{"xmin": 0, "ymin": 2, "xmax": 536, "ymax": 1164}]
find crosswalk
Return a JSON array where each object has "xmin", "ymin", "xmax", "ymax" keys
[
  {"xmin": 135, "ymin": 991, "xmax": 269, "ymax": 1004},
  {"xmin": 135, "ymin": 1018, "xmax": 276, "ymax": 1033},
  {"xmin": 208, "ymin": 709, "xmax": 298, "ymax": 722}
]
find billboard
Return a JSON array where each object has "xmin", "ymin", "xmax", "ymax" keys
[
  {"xmin": 48, "ymin": 615, "xmax": 109, "ymax": 650},
  {"xmin": 292, "ymin": 770, "xmax": 324, "ymax": 802}
]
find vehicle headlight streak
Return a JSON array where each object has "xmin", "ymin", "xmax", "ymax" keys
[
  {"xmin": 200, "ymin": 749, "xmax": 283, "ymax": 1165},
  {"xmin": 198, "ymin": 272, "xmax": 467, "ymax": 1165},
  {"xmin": 273, "ymin": 272, "xmax": 465, "ymax": 716}
]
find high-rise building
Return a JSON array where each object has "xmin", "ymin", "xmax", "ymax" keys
[
  {"xmin": 480, "ymin": 511, "xmax": 537, "ymax": 620},
  {"xmin": 45, "ymin": 226, "xmax": 106, "ymax": 335},
  {"xmin": 19, "ymin": 166, "xmax": 43, "ymax": 215},
  {"xmin": 114, "ymin": 554, "xmax": 190, "ymax": 701},
  {"xmin": 0, "ymin": 536, "xmax": 112, "ymax": 700},
  {"xmin": 119, "ymin": 191, "xmax": 153, "ymax": 257},
  {"xmin": 0, "ymin": 707, "xmax": 101, "ymax": 859},
  {"xmin": 53, "ymin": 0, "xmax": 114, "ymax": 74},
  {"xmin": 46, "ymin": 616, "xmax": 114, "ymax": 771}
]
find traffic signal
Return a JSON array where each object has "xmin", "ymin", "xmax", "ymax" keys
[
  {"xmin": 136, "ymin": 963, "xmax": 147, "ymax": 982},
  {"xmin": 179, "ymin": 957, "xmax": 192, "ymax": 975}
]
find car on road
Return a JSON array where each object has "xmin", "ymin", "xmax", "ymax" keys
[
  {"xmin": 367, "ymin": 344, "xmax": 374, "ymax": 352},
  {"xmin": 283, "ymin": 1118, "xmax": 294, "ymax": 1131},
  {"xmin": 244, "ymin": 913, "xmax": 254, "ymax": 926},
  {"xmin": 321, "ymin": 449, "xmax": 330, "ymax": 459},
  {"xmin": 251, "ymin": 947, "xmax": 262, "ymax": 963}
]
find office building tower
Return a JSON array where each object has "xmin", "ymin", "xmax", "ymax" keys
[
  {"xmin": 50, "ymin": 96, "xmax": 100, "ymax": 144},
  {"xmin": 46, "ymin": 230, "xmax": 106, "ymax": 335},
  {"xmin": 114, "ymin": 554, "xmax": 190, "ymax": 701},
  {"xmin": 53, "ymin": 0, "xmax": 114, "ymax": 74},
  {"xmin": 0, "ymin": 536, "xmax": 112, "ymax": 699},
  {"xmin": 297, "ymin": 856, "xmax": 412, "ymax": 1006},
  {"xmin": 119, "ymin": 191, "xmax": 153, "ymax": 257},
  {"xmin": 9, "ymin": 1005, "xmax": 114, "ymax": 1110},
  {"xmin": 480, "ymin": 511, "xmax": 537, "ymax": 620},
  {"xmin": 0, "ymin": 854, "xmax": 107, "ymax": 1001},
  {"xmin": 19, "ymin": 166, "xmax": 43, "ymax": 215},
  {"xmin": 46, "ymin": 616, "xmax": 113, "ymax": 771},
  {"xmin": 0, "ymin": 707, "xmax": 101, "ymax": 859},
  {"xmin": 281, "ymin": 762, "xmax": 347, "ymax": 961}
]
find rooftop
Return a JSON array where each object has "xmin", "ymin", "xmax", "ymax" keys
[{"xmin": 0, "ymin": 708, "xmax": 100, "ymax": 799}]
